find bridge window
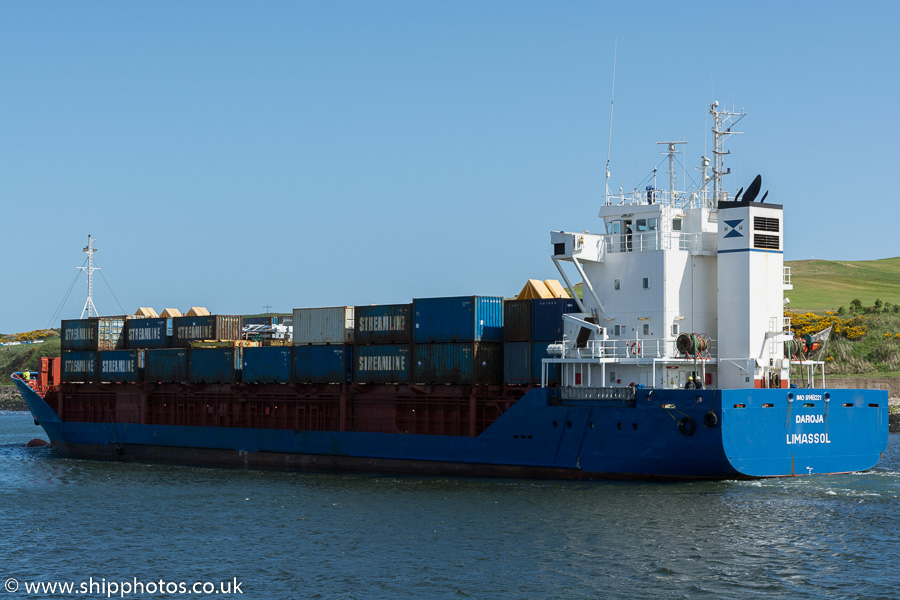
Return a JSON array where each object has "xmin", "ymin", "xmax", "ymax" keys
[
  {"xmin": 672, "ymin": 218, "xmax": 683, "ymax": 231},
  {"xmin": 636, "ymin": 219, "xmax": 647, "ymax": 232},
  {"xmin": 614, "ymin": 279, "xmax": 620, "ymax": 290},
  {"xmin": 643, "ymin": 324, "xmax": 650, "ymax": 335}
]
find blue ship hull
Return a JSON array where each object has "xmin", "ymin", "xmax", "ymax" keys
[{"xmin": 14, "ymin": 379, "xmax": 888, "ymax": 479}]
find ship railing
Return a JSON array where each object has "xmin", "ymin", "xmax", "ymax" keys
[
  {"xmin": 600, "ymin": 231, "xmax": 716, "ymax": 254},
  {"xmin": 572, "ymin": 338, "xmax": 718, "ymax": 361},
  {"xmin": 602, "ymin": 188, "xmax": 714, "ymax": 209}
]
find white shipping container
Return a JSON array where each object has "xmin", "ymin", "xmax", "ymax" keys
[{"xmin": 292, "ymin": 306, "xmax": 355, "ymax": 345}]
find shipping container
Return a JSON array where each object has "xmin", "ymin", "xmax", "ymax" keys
[
  {"xmin": 413, "ymin": 296, "xmax": 503, "ymax": 343},
  {"xmin": 60, "ymin": 350, "xmax": 97, "ymax": 383},
  {"xmin": 503, "ymin": 299, "xmax": 532, "ymax": 342},
  {"xmin": 171, "ymin": 315, "xmax": 242, "ymax": 348},
  {"xmin": 188, "ymin": 347, "xmax": 242, "ymax": 383},
  {"xmin": 354, "ymin": 345, "xmax": 411, "ymax": 384},
  {"xmin": 292, "ymin": 345, "xmax": 353, "ymax": 383},
  {"xmin": 98, "ymin": 349, "xmax": 144, "ymax": 383},
  {"xmin": 124, "ymin": 317, "xmax": 167, "ymax": 349},
  {"xmin": 413, "ymin": 342, "xmax": 502, "ymax": 385},
  {"xmin": 242, "ymin": 316, "xmax": 278, "ymax": 327},
  {"xmin": 144, "ymin": 349, "xmax": 187, "ymax": 383},
  {"xmin": 292, "ymin": 307, "xmax": 354, "ymax": 345},
  {"xmin": 242, "ymin": 346, "xmax": 292, "ymax": 384},
  {"xmin": 354, "ymin": 304, "xmax": 412, "ymax": 345},
  {"xmin": 503, "ymin": 341, "xmax": 532, "ymax": 385},
  {"xmin": 532, "ymin": 298, "xmax": 579, "ymax": 341},
  {"xmin": 532, "ymin": 341, "xmax": 561, "ymax": 386},
  {"xmin": 61, "ymin": 317, "xmax": 127, "ymax": 351}
]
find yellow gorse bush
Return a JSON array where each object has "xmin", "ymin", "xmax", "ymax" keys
[{"xmin": 787, "ymin": 311, "xmax": 868, "ymax": 340}]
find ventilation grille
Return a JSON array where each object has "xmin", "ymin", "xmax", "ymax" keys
[
  {"xmin": 754, "ymin": 234, "xmax": 780, "ymax": 250},
  {"xmin": 754, "ymin": 217, "xmax": 780, "ymax": 232}
]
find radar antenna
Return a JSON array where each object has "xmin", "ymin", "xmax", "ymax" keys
[{"xmin": 78, "ymin": 235, "xmax": 100, "ymax": 318}]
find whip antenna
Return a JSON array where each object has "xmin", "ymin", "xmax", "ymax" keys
[{"xmin": 605, "ymin": 38, "xmax": 617, "ymax": 198}]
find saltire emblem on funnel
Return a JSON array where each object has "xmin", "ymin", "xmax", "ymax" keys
[{"xmin": 724, "ymin": 219, "xmax": 744, "ymax": 238}]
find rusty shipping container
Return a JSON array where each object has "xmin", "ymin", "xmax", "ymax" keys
[
  {"xmin": 503, "ymin": 299, "xmax": 532, "ymax": 342},
  {"xmin": 98, "ymin": 349, "xmax": 144, "ymax": 383},
  {"xmin": 60, "ymin": 317, "xmax": 127, "ymax": 351},
  {"xmin": 171, "ymin": 315, "xmax": 242, "ymax": 348},
  {"xmin": 144, "ymin": 349, "xmax": 187, "ymax": 383},
  {"xmin": 354, "ymin": 304, "xmax": 412, "ymax": 345},
  {"xmin": 354, "ymin": 344, "xmax": 411, "ymax": 384},
  {"xmin": 413, "ymin": 342, "xmax": 502, "ymax": 385},
  {"xmin": 292, "ymin": 307, "xmax": 354, "ymax": 345}
]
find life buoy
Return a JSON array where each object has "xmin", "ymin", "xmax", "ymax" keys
[
  {"xmin": 628, "ymin": 341, "xmax": 642, "ymax": 355},
  {"xmin": 678, "ymin": 416, "xmax": 697, "ymax": 436},
  {"xmin": 703, "ymin": 410, "xmax": 718, "ymax": 428}
]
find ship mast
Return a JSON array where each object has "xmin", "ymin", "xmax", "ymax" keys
[
  {"xmin": 709, "ymin": 101, "xmax": 745, "ymax": 205},
  {"xmin": 78, "ymin": 235, "xmax": 100, "ymax": 318}
]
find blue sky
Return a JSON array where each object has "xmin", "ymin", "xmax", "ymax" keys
[{"xmin": 2, "ymin": 1, "xmax": 898, "ymax": 333}]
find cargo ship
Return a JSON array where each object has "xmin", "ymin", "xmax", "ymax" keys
[{"xmin": 13, "ymin": 103, "xmax": 888, "ymax": 479}]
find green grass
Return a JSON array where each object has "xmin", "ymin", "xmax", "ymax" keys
[
  {"xmin": 786, "ymin": 257, "xmax": 900, "ymax": 313},
  {"xmin": 0, "ymin": 337, "xmax": 61, "ymax": 385}
]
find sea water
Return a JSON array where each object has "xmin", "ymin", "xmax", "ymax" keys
[{"xmin": 1, "ymin": 410, "xmax": 898, "ymax": 599}]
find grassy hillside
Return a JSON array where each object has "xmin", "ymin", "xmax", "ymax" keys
[
  {"xmin": 786, "ymin": 257, "xmax": 900, "ymax": 313},
  {"xmin": 0, "ymin": 336, "xmax": 60, "ymax": 385}
]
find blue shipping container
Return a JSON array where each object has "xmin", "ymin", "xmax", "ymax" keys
[
  {"xmin": 413, "ymin": 296, "xmax": 503, "ymax": 343},
  {"xmin": 413, "ymin": 343, "xmax": 502, "ymax": 384},
  {"xmin": 144, "ymin": 349, "xmax": 187, "ymax": 383},
  {"xmin": 531, "ymin": 298, "xmax": 579, "ymax": 341},
  {"xmin": 61, "ymin": 317, "xmax": 126, "ymax": 351},
  {"xmin": 293, "ymin": 345, "xmax": 353, "ymax": 384},
  {"xmin": 98, "ymin": 350, "xmax": 144, "ymax": 383},
  {"xmin": 355, "ymin": 345, "xmax": 411, "ymax": 384},
  {"xmin": 188, "ymin": 347, "xmax": 241, "ymax": 383},
  {"xmin": 124, "ymin": 318, "xmax": 167, "ymax": 349},
  {"xmin": 354, "ymin": 304, "xmax": 412, "ymax": 344},
  {"xmin": 61, "ymin": 351, "xmax": 97, "ymax": 383},
  {"xmin": 532, "ymin": 341, "xmax": 561, "ymax": 386},
  {"xmin": 503, "ymin": 342, "xmax": 532, "ymax": 385},
  {"xmin": 242, "ymin": 346, "xmax": 292, "ymax": 384}
]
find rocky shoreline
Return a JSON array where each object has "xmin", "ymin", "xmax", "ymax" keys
[{"xmin": 0, "ymin": 386, "xmax": 27, "ymax": 411}]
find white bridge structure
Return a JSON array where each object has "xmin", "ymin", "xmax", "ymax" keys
[{"xmin": 546, "ymin": 102, "xmax": 795, "ymax": 391}]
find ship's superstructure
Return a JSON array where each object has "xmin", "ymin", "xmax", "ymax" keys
[{"xmin": 548, "ymin": 103, "xmax": 791, "ymax": 391}]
